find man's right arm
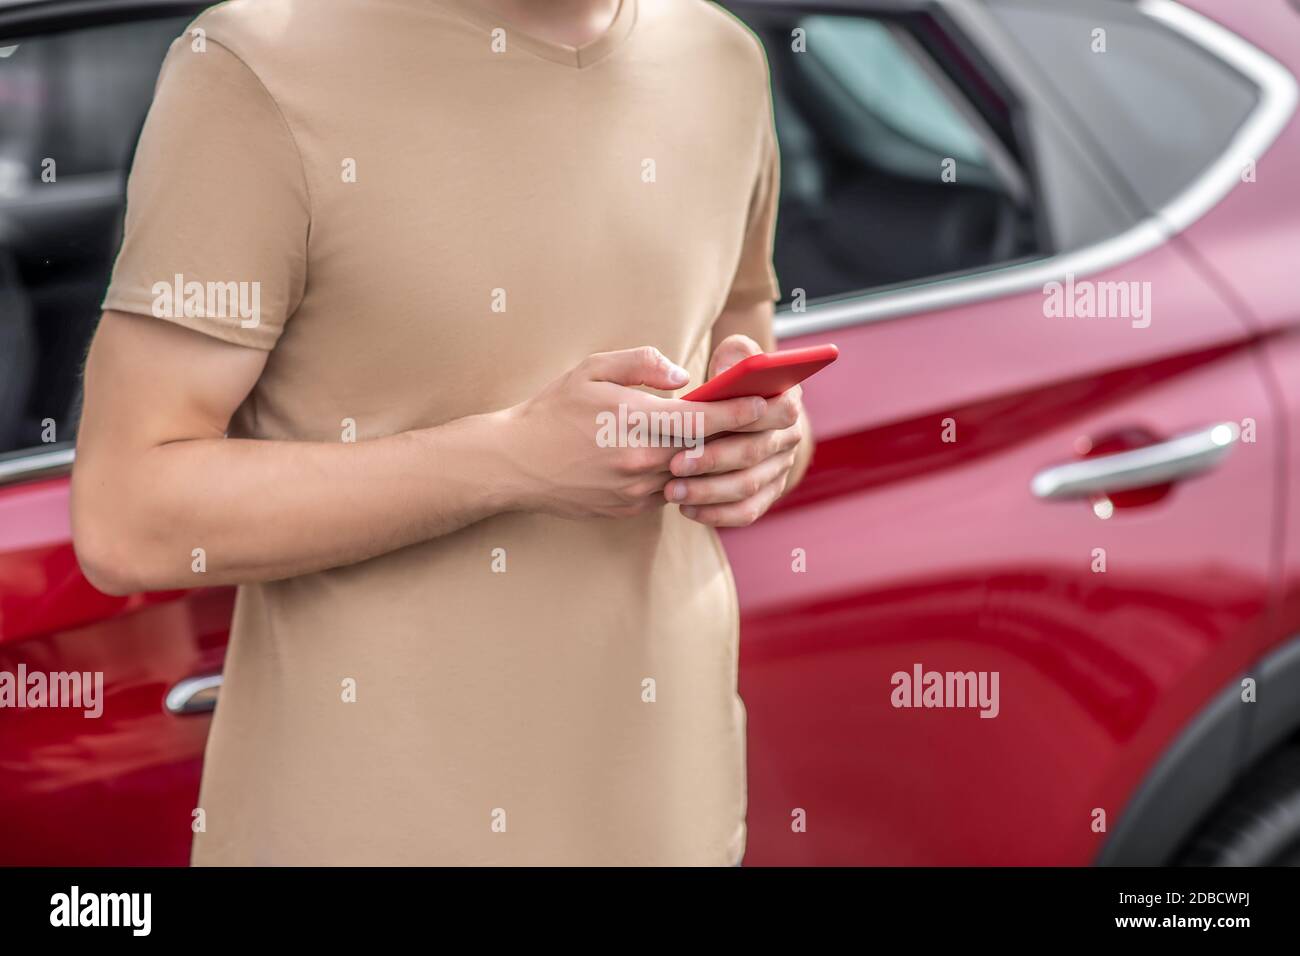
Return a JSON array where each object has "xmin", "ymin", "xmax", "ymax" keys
[
  {"xmin": 71, "ymin": 310, "xmax": 524, "ymax": 594},
  {"xmin": 71, "ymin": 311, "xmax": 764, "ymax": 595}
]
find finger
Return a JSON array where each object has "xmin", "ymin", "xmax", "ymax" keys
[
  {"xmin": 645, "ymin": 394, "xmax": 768, "ymax": 440},
  {"xmin": 583, "ymin": 346, "xmax": 690, "ymax": 391},
  {"xmin": 709, "ymin": 334, "xmax": 763, "ymax": 379},
  {"xmin": 664, "ymin": 449, "xmax": 795, "ymax": 506},
  {"xmin": 730, "ymin": 386, "xmax": 802, "ymax": 433},
  {"xmin": 612, "ymin": 443, "xmax": 678, "ymax": 477},
  {"xmin": 668, "ymin": 425, "xmax": 801, "ymax": 477},
  {"xmin": 680, "ymin": 476, "xmax": 786, "ymax": 527}
]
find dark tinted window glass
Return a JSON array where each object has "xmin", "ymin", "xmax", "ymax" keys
[
  {"xmin": 0, "ymin": 17, "xmax": 189, "ymax": 456},
  {"xmin": 745, "ymin": 12, "xmax": 1042, "ymax": 305},
  {"xmin": 989, "ymin": 0, "xmax": 1258, "ymax": 210}
]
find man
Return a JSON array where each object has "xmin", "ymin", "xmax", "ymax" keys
[{"xmin": 72, "ymin": 0, "xmax": 811, "ymax": 865}]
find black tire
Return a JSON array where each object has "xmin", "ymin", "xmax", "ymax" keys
[{"xmin": 1180, "ymin": 745, "xmax": 1300, "ymax": 866}]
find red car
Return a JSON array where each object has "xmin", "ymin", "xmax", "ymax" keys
[{"xmin": 3, "ymin": 0, "xmax": 1300, "ymax": 866}]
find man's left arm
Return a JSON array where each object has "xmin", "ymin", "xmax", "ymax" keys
[
  {"xmin": 709, "ymin": 300, "xmax": 815, "ymax": 492},
  {"xmin": 664, "ymin": 55, "xmax": 812, "ymax": 527},
  {"xmin": 661, "ymin": 300, "xmax": 814, "ymax": 527}
]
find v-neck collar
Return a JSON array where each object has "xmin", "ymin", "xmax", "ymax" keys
[{"xmin": 446, "ymin": 0, "xmax": 638, "ymax": 70}]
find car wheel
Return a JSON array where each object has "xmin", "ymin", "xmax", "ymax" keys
[{"xmin": 1180, "ymin": 744, "xmax": 1300, "ymax": 865}]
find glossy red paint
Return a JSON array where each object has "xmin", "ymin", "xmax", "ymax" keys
[
  {"xmin": 0, "ymin": 481, "xmax": 231, "ymax": 864},
  {"xmin": 1, "ymin": 0, "xmax": 1298, "ymax": 866},
  {"xmin": 725, "ymin": 239, "xmax": 1280, "ymax": 864}
]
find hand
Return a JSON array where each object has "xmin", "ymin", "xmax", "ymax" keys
[
  {"xmin": 502, "ymin": 346, "xmax": 768, "ymax": 519},
  {"xmin": 662, "ymin": 334, "xmax": 805, "ymax": 527}
]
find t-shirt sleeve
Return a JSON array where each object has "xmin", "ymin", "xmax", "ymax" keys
[
  {"xmin": 101, "ymin": 35, "xmax": 310, "ymax": 350},
  {"xmin": 721, "ymin": 100, "xmax": 782, "ymax": 311}
]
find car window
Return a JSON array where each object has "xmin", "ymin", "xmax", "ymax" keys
[
  {"xmin": 0, "ymin": 16, "xmax": 191, "ymax": 457},
  {"xmin": 800, "ymin": 16, "xmax": 989, "ymax": 176},
  {"xmin": 747, "ymin": 11, "xmax": 1043, "ymax": 304},
  {"xmin": 987, "ymin": 0, "xmax": 1259, "ymax": 211}
]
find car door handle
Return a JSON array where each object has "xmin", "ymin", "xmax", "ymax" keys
[
  {"xmin": 1031, "ymin": 422, "xmax": 1240, "ymax": 501},
  {"xmin": 164, "ymin": 674, "xmax": 223, "ymax": 715}
]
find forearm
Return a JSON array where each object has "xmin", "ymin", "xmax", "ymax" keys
[{"xmin": 72, "ymin": 409, "xmax": 520, "ymax": 593}]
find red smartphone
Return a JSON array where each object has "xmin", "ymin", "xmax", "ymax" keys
[{"xmin": 682, "ymin": 344, "xmax": 839, "ymax": 402}]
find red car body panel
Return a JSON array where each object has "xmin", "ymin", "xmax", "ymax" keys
[
  {"xmin": 731, "ymin": 245, "xmax": 1279, "ymax": 864},
  {"xmin": 1, "ymin": 0, "xmax": 1298, "ymax": 865}
]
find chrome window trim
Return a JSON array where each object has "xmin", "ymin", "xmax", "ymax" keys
[
  {"xmin": 0, "ymin": 170, "xmax": 122, "ymax": 210},
  {"xmin": 774, "ymin": 0, "xmax": 1299, "ymax": 340},
  {"xmin": 0, "ymin": 445, "xmax": 76, "ymax": 486}
]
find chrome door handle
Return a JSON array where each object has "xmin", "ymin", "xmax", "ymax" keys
[
  {"xmin": 164, "ymin": 674, "xmax": 223, "ymax": 715},
  {"xmin": 1031, "ymin": 422, "xmax": 1240, "ymax": 501}
]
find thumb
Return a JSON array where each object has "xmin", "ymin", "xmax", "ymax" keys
[
  {"xmin": 709, "ymin": 334, "xmax": 763, "ymax": 378},
  {"xmin": 582, "ymin": 346, "xmax": 691, "ymax": 390}
]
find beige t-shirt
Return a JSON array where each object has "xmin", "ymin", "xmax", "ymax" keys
[{"xmin": 103, "ymin": 0, "xmax": 781, "ymax": 865}]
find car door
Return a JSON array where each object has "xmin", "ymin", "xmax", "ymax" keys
[
  {"xmin": 721, "ymin": 0, "xmax": 1289, "ymax": 864},
  {"xmin": 0, "ymin": 0, "xmax": 226, "ymax": 865}
]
